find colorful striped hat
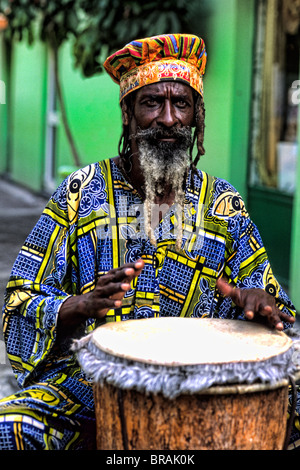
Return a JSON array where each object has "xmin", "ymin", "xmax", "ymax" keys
[{"xmin": 104, "ymin": 34, "xmax": 207, "ymax": 101}]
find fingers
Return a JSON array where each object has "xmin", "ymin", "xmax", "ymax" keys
[
  {"xmin": 278, "ymin": 310, "xmax": 296, "ymax": 324},
  {"xmin": 216, "ymin": 278, "xmax": 243, "ymax": 307},
  {"xmin": 101, "ymin": 259, "xmax": 145, "ymax": 285},
  {"xmin": 243, "ymin": 298, "xmax": 295, "ymax": 330},
  {"xmin": 109, "ymin": 258, "xmax": 144, "ymax": 275},
  {"xmin": 216, "ymin": 278, "xmax": 234, "ymax": 297},
  {"xmin": 87, "ymin": 259, "xmax": 145, "ymax": 317},
  {"xmin": 216, "ymin": 277, "xmax": 295, "ymax": 331},
  {"xmin": 263, "ymin": 307, "xmax": 295, "ymax": 331},
  {"xmin": 97, "ymin": 280, "xmax": 131, "ymax": 298}
]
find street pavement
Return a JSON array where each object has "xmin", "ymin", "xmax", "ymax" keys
[{"xmin": 0, "ymin": 178, "xmax": 47, "ymax": 399}]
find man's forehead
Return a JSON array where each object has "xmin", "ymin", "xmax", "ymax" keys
[{"xmin": 136, "ymin": 81, "xmax": 194, "ymax": 97}]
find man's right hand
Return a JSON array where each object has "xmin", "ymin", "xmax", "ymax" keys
[{"xmin": 58, "ymin": 259, "xmax": 144, "ymax": 334}]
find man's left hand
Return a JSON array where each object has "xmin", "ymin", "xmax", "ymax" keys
[{"xmin": 216, "ymin": 278, "xmax": 295, "ymax": 331}]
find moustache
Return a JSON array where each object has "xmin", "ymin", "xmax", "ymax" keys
[{"xmin": 132, "ymin": 127, "xmax": 192, "ymax": 144}]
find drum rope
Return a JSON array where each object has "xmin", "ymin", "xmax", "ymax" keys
[
  {"xmin": 117, "ymin": 389, "xmax": 129, "ymax": 450},
  {"xmin": 283, "ymin": 375, "xmax": 297, "ymax": 450}
]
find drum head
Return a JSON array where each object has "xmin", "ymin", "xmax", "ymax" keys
[{"xmin": 91, "ymin": 317, "xmax": 292, "ymax": 367}]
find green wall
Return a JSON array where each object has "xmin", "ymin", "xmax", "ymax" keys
[
  {"xmin": 0, "ymin": 37, "xmax": 47, "ymax": 191},
  {"xmin": 248, "ymin": 187, "xmax": 293, "ymax": 288},
  {"xmin": 196, "ymin": 0, "xmax": 255, "ymax": 201},
  {"xmin": 0, "ymin": 38, "xmax": 8, "ymax": 173},
  {"xmin": 11, "ymin": 40, "xmax": 47, "ymax": 191},
  {"xmin": 290, "ymin": 90, "xmax": 300, "ymax": 309},
  {"xmin": 56, "ymin": 42, "xmax": 122, "ymax": 176}
]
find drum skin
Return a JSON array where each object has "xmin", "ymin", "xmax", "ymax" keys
[{"xmin": 94, "ymin": 381, "xmax": 288, "ymax": 450}]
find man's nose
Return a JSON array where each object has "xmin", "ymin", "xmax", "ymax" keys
[{"xmin": 156, "ymin": 101, "xmax": 178, "ymax": 127}]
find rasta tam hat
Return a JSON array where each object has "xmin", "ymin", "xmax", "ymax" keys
[{"xmin": 103, "ymin": 33, "xmax": 207, "ymax": 101}]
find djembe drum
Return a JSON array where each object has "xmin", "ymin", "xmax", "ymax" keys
[{"xmin": 74, "ymin": 317, "xmax": 297, "ymax": 450}]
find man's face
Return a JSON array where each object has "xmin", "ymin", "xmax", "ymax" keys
[
  {"xmin": 124, "ymin": 81, "xmax": 196, "ymax": 241},
  {"xmin": 130, "ymin": 81, "xmax": 195, "ymax": 142},
  {"xmin": 128, "ymin": 81, "xmax": 195, "ymax": 183},
  {"xmin": 125, "ymin": 82, "xmax": 196, "ymax": 200}
]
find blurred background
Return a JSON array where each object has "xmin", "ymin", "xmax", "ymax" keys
[{"xmin": 0, "ymin": 0, "xmax": 300, "ymax": 397}]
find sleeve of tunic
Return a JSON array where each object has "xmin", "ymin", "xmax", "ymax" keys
[
  {"xmin": 2, "ymin": 175, "xmax": 80, "ymax": 387},
  {"xmin": 213, "ymin": 180, "xmax": 296, "ymax": 325}
]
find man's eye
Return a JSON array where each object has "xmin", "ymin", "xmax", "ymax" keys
[
  {"xmin": 145, "ymin": 99, "xmax": 158, "ymax": 106},
  {"xmin": 176, "ymin": 100, "xmax": 187, "ymax": 108}
]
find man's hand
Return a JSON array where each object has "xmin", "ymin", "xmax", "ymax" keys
[
  {"xmin": 216, "ymin": 278, "xmax": 295, "ymax": 331},
  {"xmin": 58, "ymin": 259, "xmax": 144, "ymax": 333}
]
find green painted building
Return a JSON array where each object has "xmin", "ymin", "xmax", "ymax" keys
[{"xmin": 1, "ymin": 0, "xmax": 300, "ymax": 310}]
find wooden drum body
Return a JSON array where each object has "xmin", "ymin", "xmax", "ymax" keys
[
  {"xmin": 74, "ymin": 317, "xmax": 296, "ymax": 450},
  {"xmin": 95, "ymin": 376, "xmax": 288, "ymax": 450}
]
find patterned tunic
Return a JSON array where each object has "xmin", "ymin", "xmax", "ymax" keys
[{"xmin": 1, "ymin": 158, "xmax": 298, "ymax": 450}]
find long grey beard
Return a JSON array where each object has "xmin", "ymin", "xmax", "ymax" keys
[{"xmin": 134, "ymin": 127, "xmax": 192, "ymax": 249}]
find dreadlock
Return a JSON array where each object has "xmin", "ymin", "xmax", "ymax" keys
[
  {"xmin": 190, "ymin": 92, "xmax": 206, "ymax": 179},
  {"xmin": 118, "ymin": 93, "xmax": 135, "ymax": 172},
  {"xmin": 118, "ymin": 89, "xmax": 206, "ymax": 186}
]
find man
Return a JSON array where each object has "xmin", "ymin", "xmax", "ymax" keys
[{"xmin": 0, "ymin": 34, "xmax": 298, "ymax": 450}]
